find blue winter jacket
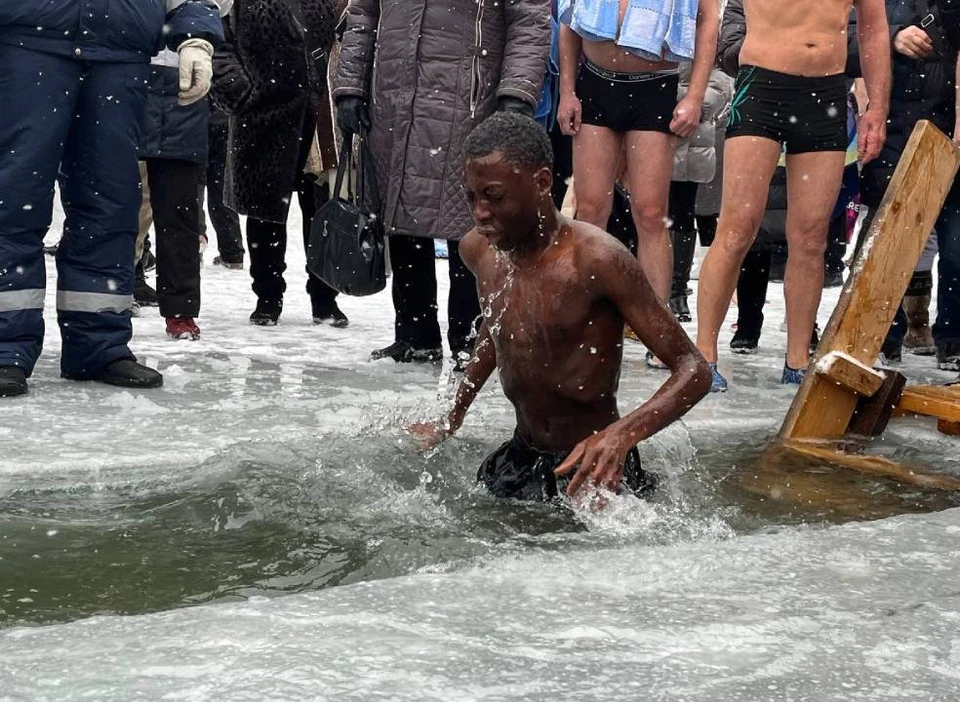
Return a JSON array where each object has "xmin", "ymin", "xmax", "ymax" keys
[{"xmin": 0, "ymin": 0, "xmax": 223, "ymax": 63}]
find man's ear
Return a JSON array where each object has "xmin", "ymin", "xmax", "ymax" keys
[{"xmin": 535, "ymin": 165, "xmax": 553, "ymax": 197}]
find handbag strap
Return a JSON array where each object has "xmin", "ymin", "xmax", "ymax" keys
[
  {"xmin": 356, "ymin": 128, "xmax": 382, "ymax": 211},
  {"xmin": 914, "ymin": 0, "xmax": 952, "ymax": 60},
  {"xmin": 334, "ymin": 133, "xmax": 355, "ymax": 203}
]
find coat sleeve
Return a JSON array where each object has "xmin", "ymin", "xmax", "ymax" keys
[
  {"xmin": 164, "ymin": 0, "xmax": 225, "ymax": 49},
  {"xmin": 717, "ymin": 0, "xmax": 745, "ymax": 77},
  {"xmin": 210, "ymin": 9, "xmax": 253, "ymax": 115},
  {"xmin": 498, "ymin": 0, "xmax": 552, "ymax": 107},
  {"xmin": 332, "ymin": 0, "xmax": 381, "ymax": 102}
]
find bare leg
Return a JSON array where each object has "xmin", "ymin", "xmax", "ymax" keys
[
  {"xmin": 783, "ymin": 151, "xmax": 845, "ymax": 369},
  {"xmin": 571, "ymin": 125, "xmax": 623, "ymax": 227},
  {"xmin": 696, "ymin": 136, "xmax": 782, "ymax": 362},
  {"xmin": 624, "ymin": 130, "xmax": 677, "ymax": 301}
]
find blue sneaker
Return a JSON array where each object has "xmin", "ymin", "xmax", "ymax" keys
[
  {"xmin": 781, "ymin": 364, "xmax": 806, "ymax": 385},
  {"xmin": 709, "ymin": 362, "xmax": 727, "ymax": 393}
]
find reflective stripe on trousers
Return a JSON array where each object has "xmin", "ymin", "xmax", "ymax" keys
[
  {"xmin": 0, "ymin": 288, "xmax": 45, "ymax": 312},
  {"xmin": 56, "ymin": 291, "xmax": 134, "ymax": 314}
]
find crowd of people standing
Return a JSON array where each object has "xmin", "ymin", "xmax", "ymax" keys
[{"xmin": 1, "ymin": 0, "xmax": 958, "ymax": 401}]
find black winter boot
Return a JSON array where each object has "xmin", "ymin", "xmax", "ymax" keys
[
  {"xmin": 670, "ymin": 229, "xmax": 696, "ymax": 322},
  {"xmin": 250, "ymin": 299, "xmax": 281, "ymax": 326},
  {"xmin": 312, "ymin": 299, "xmax": 349, "ymax": 328},
  {"xmin": 371, "ymin": 341, "xmax": 442, "ymax": 363},
  {"xmin": 0, "ymin": 366, "xmax": 28, "ymax": 397},
  {"xmin": 94, "ymin": 359, "xmax": 163, "ymax": 389},
  {"xmin": 134, "ymin": 261, "xmax": 158, "ymax": 307}
]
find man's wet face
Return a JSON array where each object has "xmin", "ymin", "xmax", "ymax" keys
[{"xmin": 464, "ymin": 151, "xmax": 539, "ymax": 251}]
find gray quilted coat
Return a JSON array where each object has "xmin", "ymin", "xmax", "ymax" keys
[
  {"xmin": 671, "ymin": 64, "xmax": 734, "ymax": 184},
  {"xmin": 334, "ymin": 0, "xmax": 551, "ymax": 241}
]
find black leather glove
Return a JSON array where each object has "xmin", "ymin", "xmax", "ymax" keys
[
  {"xmin": 497, "ymin": 96, "xmax": 534, "ymax": 117},
  {"xmin": 336, "ymin": 96, "xmax": 371, "ymax": 138}
]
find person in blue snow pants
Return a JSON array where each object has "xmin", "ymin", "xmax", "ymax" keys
[{"xmin": 0, "ymin": 0, "xmax": 223, "ymax": 398}]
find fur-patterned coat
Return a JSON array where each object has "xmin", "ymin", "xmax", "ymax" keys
[{"xmin": 211, "ymin": 0, "xmax": 337, "ymax": 223}]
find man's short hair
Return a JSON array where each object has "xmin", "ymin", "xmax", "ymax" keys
[{"xmin": 464, "ymin": 112, "xmax": 554, "ymax": 171}]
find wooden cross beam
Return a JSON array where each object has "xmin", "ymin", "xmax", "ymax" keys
[{"xmin": 779, "ymin": 121, "xmax": 960, "ymax": 441}]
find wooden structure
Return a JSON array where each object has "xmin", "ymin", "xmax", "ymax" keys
[{"xmin": 774, "ymin": 121, "xmax": 960, "ymax": 484}]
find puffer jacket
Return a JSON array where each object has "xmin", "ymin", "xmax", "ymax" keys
[
  {"xmin": 0, "ymin": 0, "xmax": 222, "ymax": 63},
  {"xmin": 850, "ymin": 0, "xmax": 958, "ymax": 206},
  {"xmin": 212, "ymin": 0, "xmax": 337, "ymax": 223},
  {"xmin": 334, "ymin": 0, "xmax": 550, "ymax": 241},
  {"xmin": 672, "ymin": 65, "xmax": 734, "ymax": 184},
  {"xmin": 140, "ymin": 1, "xmax": 233, "ymax": 165}
]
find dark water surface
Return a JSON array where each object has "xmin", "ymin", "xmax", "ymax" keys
[{"xmin": 3, "ymin": 423, "xmax": 958, "ymax": 628}]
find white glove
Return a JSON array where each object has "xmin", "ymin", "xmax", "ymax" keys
[{"xmin": 177, "ymin": 38, "xmax": 214, "ymax": 106}]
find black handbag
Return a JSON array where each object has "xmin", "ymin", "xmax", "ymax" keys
[{"xmin": 307, "ymin": 130, "xmax": 386, "ymax": 296}]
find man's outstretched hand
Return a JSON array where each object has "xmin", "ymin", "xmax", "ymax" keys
[
  {"xmin": 554, "ymin": 424, "xmax": 633, "ymax": 498},
  {"xmin": 409, "ymin": 421, "xmax": 450, "ymax": 451}
]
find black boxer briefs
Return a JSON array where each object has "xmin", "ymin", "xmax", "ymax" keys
[{"xmin": 726, "ymin": 64, "xmax": 847, "ymax": 153}]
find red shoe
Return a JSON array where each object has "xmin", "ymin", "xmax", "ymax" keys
[{"xmin": 166, "ymin": 317, "xmax": 201, "ymax": 341}]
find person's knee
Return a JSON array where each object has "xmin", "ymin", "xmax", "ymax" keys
[
  {"xmin": 789, "ymin": 223, "xmax": 828, "ymax": 262},
  {"xmin": 713, "ymin": 214, "xmax": 760, "ymax": 259},
  {"xmin": 575, "ymin": 191, "xmax": 614, "ymax": 227},
  {"xmin": 632, "ymin": 203, "xmax": 668, "ymax": 236}
]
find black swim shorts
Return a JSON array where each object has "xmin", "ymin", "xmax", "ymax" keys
[
  {"xmin": 577, "ymin": 59, "xmax": 679, "ymax": 134},
  {"xmin": 477, "ymin": 430, "xmax": 658, "ymax": 502},
  {"xmin": 726, "ymin": 65, "xmax": 847, "ymax": 153}
]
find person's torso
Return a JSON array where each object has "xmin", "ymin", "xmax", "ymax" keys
[
  {"xmin": 0, "ymin": 0, "xmax": 166, "ymax": 61},
  {"xmin": 234, "ymin": 0, "xmax": 333, "ymax": 96},
  {"xmin": 473, "ymin": 226, "xmax": 624, "ymax": 453},
  {"xmin": 740, "ymin": 0, "xmax": 853, "ymax": 75}
]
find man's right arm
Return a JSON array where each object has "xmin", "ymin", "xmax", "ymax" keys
[
  {"xmin": 332, "ymin": 0, "xmax": 381, "ymax": 103},
  {"xmin": 855, "ymin": 0, "xmax": 892, "ymax": 163},
  {"xmin": 410, "ymin": 232, "xmax": 497, "ymax": 448},
  {"xmin": 556, "ymin": 25, "xmax": 583, "ymax": 135}
]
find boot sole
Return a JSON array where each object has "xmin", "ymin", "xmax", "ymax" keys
[{"xmin": 731, "ymin": 346, "xmax": 758, "ymax": 355}]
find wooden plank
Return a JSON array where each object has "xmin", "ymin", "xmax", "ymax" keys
[
  {"xmin": 896, "ymin": 385, "xmax": 960, "ymax": 423},
  {"xmin": 849, "ymin": 370, "xmax": 907, "ymax": 437},
  {"xmin": 815, "ymin": 352, "xmax": 885, "ymax": 397},
  {"xmin": 780, "ymin": 121, "xmax": 960, "ymax": 440},
  {"xmin": 778, "ymin": 440, "xmax": 960, "ymax": 491},
  {"xmin": 938, "ymin": 419, "xmax": 960, "ymax": 436}
]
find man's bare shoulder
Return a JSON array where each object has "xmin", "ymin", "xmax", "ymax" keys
[
  {"xmin": 565, "ymin": 217, "xmax": 636, "ymax": 270},
  {"xmin": 459, "ymin": 229, "xmax": 489, "ymax": 274}
]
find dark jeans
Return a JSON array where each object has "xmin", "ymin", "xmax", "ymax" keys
[
  {"xmin": 203, "ymin": 116, "xmax": 244, "ymax": 263},
  {"xmin": 388, "ymin": 234, "xmax": 480, "ymax": 354},
  {"xmin": 736, "ymin": 248, "xmax": 772, "ymax": 337},
  {"xmin": 857, "ymin": 203, "xmax": 960, "ymax": 349},
  {"xmin": 246, "ymin": 177, "xmax": 337, "ymax": 312},
  {"xmin": 144, "ymin": 158, "xmax": 202, "ymax": 318},
  {"xmin": 933, "ymin": 202, "xmax": 960, "ymax": 345},
  {"xmin": 669, "ymin": 181, "xmax": 699, "ymax": 300}
]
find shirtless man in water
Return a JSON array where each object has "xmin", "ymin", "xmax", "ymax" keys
[
  {"xmin": 556, "ymin": 0, "xmax": 719, "ymax": 305},
  {"xmin": 697, "ymin": 0, "xmax": 890, "ymax": 392},
  {"xmin": 411, "ymin": 113, "xmax": 711, "ymax": 502}
]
